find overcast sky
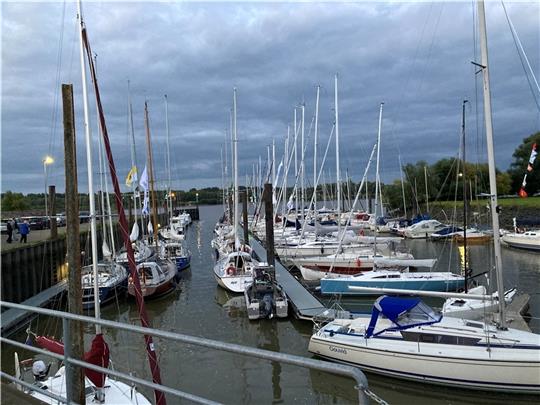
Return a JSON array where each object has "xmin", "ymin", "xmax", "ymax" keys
[{"xmin": 2, "ymin": 1, "xmax": 539, "ymax": 195}]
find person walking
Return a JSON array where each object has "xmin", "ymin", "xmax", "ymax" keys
[
  {"xmin": 6, "ymin": 220, "xmax": 13, "ymax": 243},
  {"xmin": 12, "ymin": 218, "xmax": 19, "ymax": 242},
  {"xmin": 19, "ymin": 220, "xmax": 30, "ymax": 243}
]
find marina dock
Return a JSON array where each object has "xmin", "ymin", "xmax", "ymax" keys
[
  {"xmin": 1, "ymin": 280, "xmax": 67, "ymax": 335},
  {"xmin": 250, "ymin": 237, "xmax": 328, "ymax": 320}
]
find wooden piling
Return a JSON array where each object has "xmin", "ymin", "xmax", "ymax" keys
[
  {"xmin": 241, "ymin": 191, "xmax": 249, "ymax": 245},
  {"xmin": 49, "ymin": 185, "xmax": 58, "ymax": 239},
  {"xmin": 263, "ymin": 183, "xmax": 275, "ymax": 267},
  {"xmin": 62, "ymin": 83, "xmax": 85, "ymax": 403}
]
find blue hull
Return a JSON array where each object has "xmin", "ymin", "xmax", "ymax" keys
[
  {"xmin": 82, "ymin": 278, "xmax": 128, "ymax": 310},
  {"xmin": 175, "ymin": 255, "xmax": 191, "ymax": 272},
  {"xmin": 320, "ymin": 278, "xmax": 464, "ymax": 295}
]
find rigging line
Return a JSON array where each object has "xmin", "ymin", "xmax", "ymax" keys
[
  {"xmin": 471, "ymin": 0, "xmax": 482, "ymax": 170},
  {"xmin": 501, "ymin": 1, "xmax": 540, "ymax": 112},
  {"xmin": 387, "ymin": 3, "xmax": 435, "ymax": 198},
  {"xmin": 417, "ymin": 2, "xmax": 445, "ymax": 95},
  {"xmin": 46, "ymin": 0, "xmax": 67, "ymax": 185}
]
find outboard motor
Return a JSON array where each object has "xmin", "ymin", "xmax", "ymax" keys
[{"xmin": 262, "ymin": 294, "xmax": 274, "ymax": 319}]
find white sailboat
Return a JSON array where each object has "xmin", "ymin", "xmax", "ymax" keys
[
  {"xmin": 308, "ymin": 1, "xmax": 540, "ymax": 393},
  {"xmin": 213, "ymin": 88, "xmax": 259, "ymax": 293}
]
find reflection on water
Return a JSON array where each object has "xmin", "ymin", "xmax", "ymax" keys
[{"xmin": 1, "ymin": 204, "xmax": 539, "ymax": 404}]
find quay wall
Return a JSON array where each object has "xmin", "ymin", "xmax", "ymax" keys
[{"xmin": 0, "ymin": 208, "xmax": 201, "ymax": 305}]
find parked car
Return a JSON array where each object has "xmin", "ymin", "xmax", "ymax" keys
[
  {"xmin": 0, "ymin": 221, "xmax": 8, "ymax": 234},
  {"xmin": 56, "ymin": 214, "xmax": 66, "ymax": 227},
  {"xmin": 79, "ymin": 211, "xmax": 91, "ymax": 223},
  {"xmin": 21, "ymin": 216, "xmax": 49, "ymax": 230}
]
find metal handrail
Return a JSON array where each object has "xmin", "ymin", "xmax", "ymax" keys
[{"xmin": 0, "ymin": 300, "xmax": 370, "ymax": 404}]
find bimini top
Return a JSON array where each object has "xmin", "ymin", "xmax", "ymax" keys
[{"xmin": 366, "ymin": 295, "xmax": 442, "ymax": 338}]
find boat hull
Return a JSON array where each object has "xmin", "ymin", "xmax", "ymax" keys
[
  {"xmin": 320, "ymin": 275, "xmax": 464, "ymax": 295},
  {"xmin": 174, "ymin": 255, "xmax": 191, "ymax": 271},
  {"xmin": 309, "ymin": 335, "xmax": 540, "ymax": 393}
]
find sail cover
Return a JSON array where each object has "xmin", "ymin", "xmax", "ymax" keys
[
  {"xmin": 366, "ymin": 296, "xmax": 441, "ymax": 338},
  {"xmin": 36, "ymin": 334, "xmax": 110, "ymax": 388}
]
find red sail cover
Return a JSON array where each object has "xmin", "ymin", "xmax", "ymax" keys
[{"xmin": 36, "ymin": 334, "xmax": 110, "ymax": 388}]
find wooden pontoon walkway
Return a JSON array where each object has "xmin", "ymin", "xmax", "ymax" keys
[
  {"xmin": 250, "ymin": 238, "xmax": 327, "ymax": 320},
  {"xmin": 1, "ymin": 280, "xmax": 67, "ymax": 335}
]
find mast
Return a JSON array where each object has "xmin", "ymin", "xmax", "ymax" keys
[
  {"xmin": 301, "ymin": 102, "xmax": 305, "ymax": 223},
  {"xmin": 424, "ymin": 165, "xmax": 429, "ymax": 213},
  {"xmin": 233, "ymin": 88, "xmax": 239, "ymax": 249},
  {"xmin": 127, "ymin": 80, "xmax": 142, "ymax": 237},
  {"xmin": 477, "ymin": 0, "xmax": 506, "ymax": 328},
  {"xmin": 374, "ymin": 102, "xmax": 384, "ymax": 252},
  {"xmin": 164, "ymin": 95, "xmax": 173, "ymax": 222},
  {"xmin": 335, "ymin": 74, "xmax": 341, "ymax": 225},
  {"xmin": 462, "ymin": 99, "xmax": 469, "ymax": 293},
  {"xmin": 314, "ymin": 85, "xmax": 320, "ymax": 215},
  {"xmin": 272, "ymin": 138, "xmax": 276, "ymax": 207},
  {"xmin": 77, "ymin": 0, "xmax": 100, "ymax": 333},
  {"xmin": 399, "ymin": 154, "xmax": 407, "ymax": 218},
  {"xmin": 293, "ymin": 108, "xmax": 298, "ymax": 217},
  {"xmin": 283, "ymin": 127, "xmax": 289, "ymax": 220},
  {"xmin": 144, "ymin": 102, "xmax": 159, "ymax": 248}
]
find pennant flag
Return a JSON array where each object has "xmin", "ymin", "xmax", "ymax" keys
[
  {"xmin": 125, "ymin": 166, "xmax": 138, "ymax": 187},
  {"xmin": 287, "ymin": 194, "xmax": 294, "ymax": 210},
  {"xmin": 527, "ymin": 143, "xmax": 537, "ymax": 171},
  {"xmin": 139, "ymin": 165, "xmax": 149, "ymax": 192},
  {"xmin": 142, "ymin": 190, "xmax": 150, "ymax": 216},
  {"xmin": 519, "ymin": 143, "xmax": 537, "ymax": 198}
]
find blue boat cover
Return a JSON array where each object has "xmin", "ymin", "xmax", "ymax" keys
[{"xmin": 366, "ymin": 295, "xmax": 441, "ymax": 338}]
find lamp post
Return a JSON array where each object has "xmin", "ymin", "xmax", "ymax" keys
[
  {"xmin": 43, "ymin": 155, "xmax": 54, "ymax": 227},
  {"xmin": 195, "ymin": 192, "xmax": 199, "ymax": 205}
]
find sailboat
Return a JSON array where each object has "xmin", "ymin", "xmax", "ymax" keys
[
  {"xmin": 81, "ymin": 93, "xmax": 128, "ymax": 311},
  {"xmin": 308, "ymin": 1, "xmax": 540, "ymax": 393},
  {"xmin": 158, "ymin": 95, "xmax": 192, "ymax": 272},
  {"xmin": 214, "ymin": 88, "xmax": 261, "ymax": 293},
  {"xmin": 128, "ymin": 101, "xmax": 177, "ymax": 298},
  {"xmin": 23, "ymin": 2, "xmax": 155, "ymax": 403},
  {"xmin": 502, "ymin": 218, "xmax": 540, "ymax": 251}
]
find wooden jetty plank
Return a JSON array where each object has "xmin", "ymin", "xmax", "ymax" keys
[
  {"xmin": 1, "ymin": 280, "xmax": 67, "ymax": 336},
  {"xmin": 250, "ymin": 238, "xmax": 327, "ymax": 320}
]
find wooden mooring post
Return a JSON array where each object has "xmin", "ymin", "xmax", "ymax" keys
[
  {"xmin": 62, "ymin": 82, "xmax": 85, "ymax": 403},
  {"xmin": 49, "ymin": 185, "xmax": 58, "ymax": 239},
  {"xmin": 263, "ymin": 183, "xmax": 275, "ymax": 267},
  {"xmin": 241, "ymin": 190, "xmax": 249, "ymax": 245}
]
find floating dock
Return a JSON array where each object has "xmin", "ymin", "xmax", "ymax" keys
[
  {"xmin": 250, "ymin": 238, "xmax": 327, "ymax": 320},
  {"xmin": 1, "ymin": 280, "xmax": 67, "ymax": 336}
]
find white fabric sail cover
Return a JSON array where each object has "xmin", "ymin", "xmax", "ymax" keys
[{"xmin": 130, "ymin": 222, "xmax": 139, "ymax": 242}]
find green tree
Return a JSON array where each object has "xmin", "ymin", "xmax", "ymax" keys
[
  {"xmin": 1, "ymin": 191, "xmax": 29, "ymax": 211},
  {"xmin": 496, "ymin": 172, "xmax": 512, "ymax": 195},
  {"xmin": 508, "ymin": 132, "xmax": 540, "ymax": 195}
]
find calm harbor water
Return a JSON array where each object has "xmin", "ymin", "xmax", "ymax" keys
[{"xmin": 2, "ymin": 204, "xmax": 539, "ymax": 404}]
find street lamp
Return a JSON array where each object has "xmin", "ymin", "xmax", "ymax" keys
[
  {"xmin": 43, "ymin": 155, "xmax": 54, "ymax": 227},
  {"xmin": 196, "ymin": 192, "xmax": 199, "ymax": 205}
]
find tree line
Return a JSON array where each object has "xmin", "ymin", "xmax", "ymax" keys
[{"xmin": 2, "ymin": 132, "xmax": 538, "ymax": 215}]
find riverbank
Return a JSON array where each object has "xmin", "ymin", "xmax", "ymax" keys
[{"xmin": 425, "ymin": 197, "xmax": 540, "ymax": 229}]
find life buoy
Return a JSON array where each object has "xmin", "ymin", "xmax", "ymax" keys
[
  {"xmin": 355, "ymin": 258, "xmax": 362, "ymax": 268},
  {"xmin": 226, "ymin": 265, "xmax": 236, "ymax": 276}
]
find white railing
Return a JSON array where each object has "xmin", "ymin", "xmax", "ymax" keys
[{"xmin": 0, "ymin": 300, "xmax": 372, "ymax": 404}]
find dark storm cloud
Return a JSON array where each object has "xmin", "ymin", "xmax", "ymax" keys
[{"xmin": 2, "ymin": 1, "xmax": 538, "ymax": 194}]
